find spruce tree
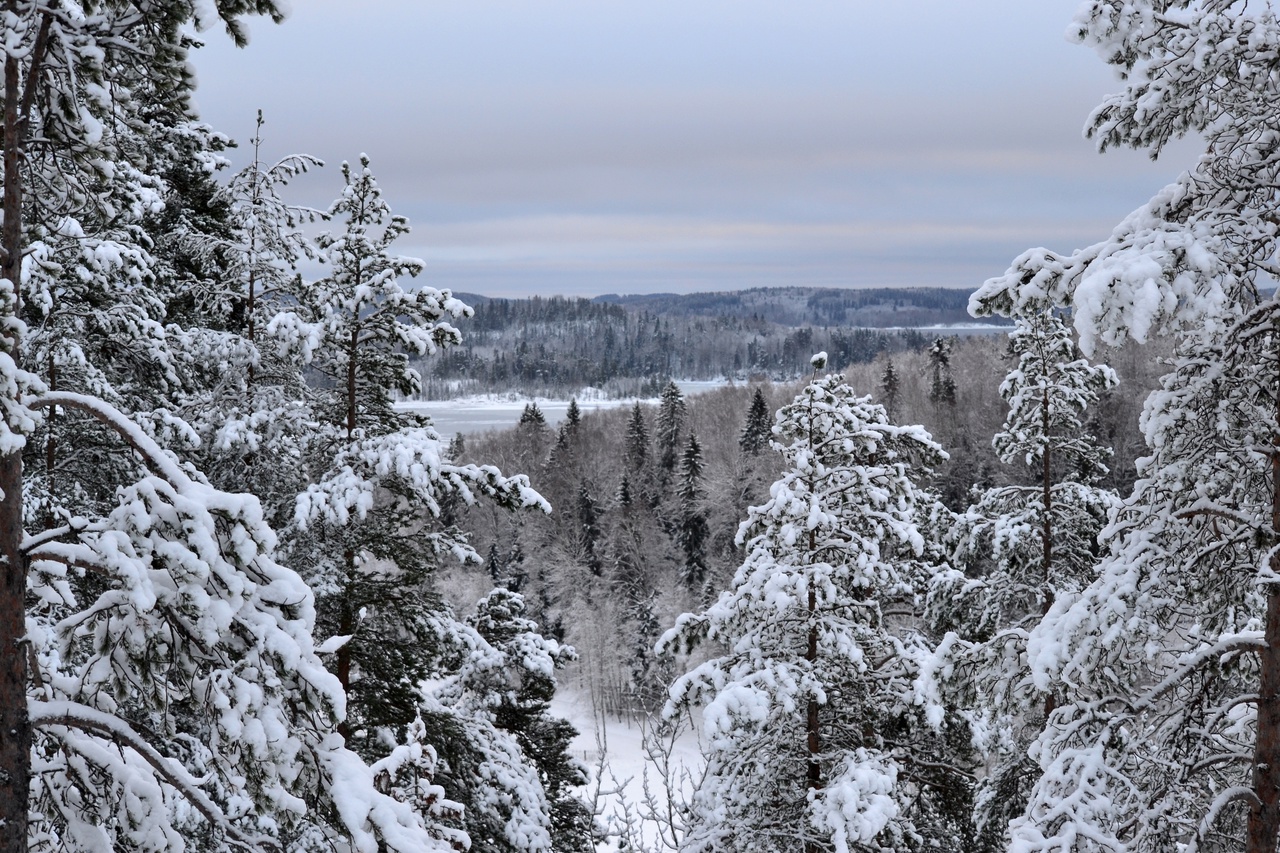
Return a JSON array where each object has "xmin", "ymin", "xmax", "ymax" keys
[
  {"xmin": 880, "ymin": 359, "xmax": 900, "ymax": 416},
  {"xmin": 676, "ymin": 433, "xmax": 709, "ymax": 590},
  {"xmin": 520, "ymin": 402, "xmax": 549, "ymax": 430},
  {"xmin": 625, "ymin": 402, "xmax": 649, "ymax": 472},
  {"xmin": 656, "ymin": 380, "xmax": 686, "ymax": 472},
  {"xmin": 927, "ymin": 337, "xmax": 957, "ymax": 406},
  {"xmin": 738, "ymin": 387, "xmax": 772, "ymax": 456},
  {"xmin": 565, "ymin": 397, "xmax": 582, "ymax": 433},
  {"xmin": 576, "ymin": 480, "xmax": 604, "ymax": 577}
]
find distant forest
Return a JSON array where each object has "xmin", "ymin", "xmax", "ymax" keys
[
  {"xmin": 416, "ymin": 287, "xmax": 1004, "ymax": 398},
  {"xmin": 593, "ymin": 285, "xmax": 1004, "ymax": 327}
]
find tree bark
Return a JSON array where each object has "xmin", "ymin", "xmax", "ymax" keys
[
  {"xmin": 346, "ymin": 328, "xmax": 357, "ymax": 439},
  {"xmin": 1247, "ymin": 392, "xmax": 1280, "ymax": 852},
  {"xmin": 805, "ymin": 510, "xmax": 821, "ymax": 853},
  {"xmin": 0, "ymin": 8, "xmax": 29, "ymax": 848},
  {"xmin": 1041, "ymin": 385, "xmax": 1056, "ymax": 721}
]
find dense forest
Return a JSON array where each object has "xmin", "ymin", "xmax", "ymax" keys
[
  {"xmin": 6, "ymin": 2, "xmax": 1280, "ymax": 853},
  {"xmin": 445, "ymin": 331, "xmax": 1161, "ymax": 716},
  {"xmin": 416, "ymin": 292, "xmax": 973, "ymax": 398},
  {"xmin": 593, "ymin": 286, "xmax": 1004, "ymax": 328}
]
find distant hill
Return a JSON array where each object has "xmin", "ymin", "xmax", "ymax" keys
[
  {"xmin": 590, "ymin": 286, "xmax": 1000, "ymax": 328},
  {"xmin": 415, "ymin": 287, "xmax": 1008, "ymax": 400}
]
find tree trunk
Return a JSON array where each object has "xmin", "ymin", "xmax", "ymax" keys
[
  {"xmin": 0, "ymin": 14, "xmax": 29, "ymax": 849},
  {"xmin": 336, "ymin": 572, "xmax": 354, "ymax": 743},
  {"xmin": 1247, "ymin": 396, "xmax": 1280, "ymax": 852},
  {"xmin": 1041, "ymin": 386, "xmax": 1056, "ymax": 720},
  {"xmin": 805, "ymin": 528, "xmax": 821, "ymax": 853},
  {"xmin": 346, "ymin": 327, "xmax": 358, "ymax": 440}
]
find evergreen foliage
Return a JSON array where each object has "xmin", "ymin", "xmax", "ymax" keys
[
  {"xmin": 0, "ymin": 1, "xmax": 482, "ymax": 850},
  {"xmin": 676, "ymin": 433, "xmax": 709, "ymax": 590},
  {"xmin": 625, "ymin": 402, "xmax": 649, "ymax": 472},
  {"xmin": 967, "ymin": 3, "xmax": 1280, "ymax": 849},
  {"xmin": 656, "ymin": 381, "xmax": 686, "ymax": 472},
  {"xmin": 738, "ymin": 387, "xmax": 772, "ymax": 456},
  {"xmin": 576, "ymin": 480, "xmax": 604, "ymax": 577},
  {"xmin": 660, "ymin": 368, "xmax": 970, "ymax": 853},
  {"xmin": 925, "ymin": 306, "xmax": 1120, "ymax": 849},
  {"xmin": 880, "ymin": 359, "xmax": 900, "ymax": 415},
  {"xmin": 927, "ymin": 337, "xmax": 957, "ymax": 406}
]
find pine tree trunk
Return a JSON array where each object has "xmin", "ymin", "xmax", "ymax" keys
[
  {"xmin": 0, "ymin": 21, "xmax": 29, "ymax": 851},
  {"xmin": 805, "ymin": 528, "xmax": 821, "ymax": 853},
  {"xmin": 1247, "ymin": 408, "xmax": 1280, "ymax": 852},
  {"xmin": 336, "ymin": 566, "xmax": 355, "ymax": 743},
  {"xmin": 1041, "ymin": 386, "xmax": 1056, "ymax": 720},
  {"xmin": 347, "ymin": 327, "xmax": 358, "ymax": 439}
]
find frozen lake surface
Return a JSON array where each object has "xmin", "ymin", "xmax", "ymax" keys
[{"xmin": 397, "ymin": 380, "xmax": 729, "ymax": 439}]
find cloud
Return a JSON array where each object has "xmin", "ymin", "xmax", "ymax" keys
[{"xmin": 189, "ymin": 0, "xmax": 1204, "ymax": 297}]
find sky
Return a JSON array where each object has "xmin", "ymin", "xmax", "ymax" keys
[{"xmin": 189, "ymin": 0, "xmax": 1199, "ymax": 299}]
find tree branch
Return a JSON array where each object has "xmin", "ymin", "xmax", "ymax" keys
[{"xmin": 30, "ymin": 700, "xmax": 276, "ymax": 852}]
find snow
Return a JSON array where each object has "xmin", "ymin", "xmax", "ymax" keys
[
  {"xmin": 551, "ymin": 692, "xmax": 704, "ymax": 852},
  {"xmin": 396, "ymin": 380, "xmax": 732, "ymax": 438}
]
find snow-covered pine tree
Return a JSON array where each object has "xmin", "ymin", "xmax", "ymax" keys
[
  {"xmin": 925, "ymin": 305, "xmax": 1119, "ymax": 849},
  {"xmin": 0, "ymin": 4, "xmax": 466, "ymax": 851},
  {"xmin": 927, "ymin": 337, "xmax": 957, "ymax": 407},
  {"xmin": 738, "ymin": 386, "xmax": 771, "ymax": 456},
  {"xmin": 273, "ymin": 157, "xmax": 548, "ymax": 769},
  {"xmin": 968, "ymin": 4, "xmax": 1280, "ymax": 849},
  {"xmin": 412, "ymin": 587, "xmax": 591, "ymax": 853},
  {"xmin": 659, "ymin": 362, "xmax": 971, "ymax": 853},
  {"xmin": 170, "ymin": 116, "xmax": 324, "ymax": 528}
]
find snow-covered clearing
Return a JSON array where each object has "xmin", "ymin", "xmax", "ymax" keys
[
  {"xmin": 396, "ymin": 380, "xmax": 731, "ymax": 439},
  {"xmin": 551, "ymin": 692, "xmax": 704, "ymax": 852}
]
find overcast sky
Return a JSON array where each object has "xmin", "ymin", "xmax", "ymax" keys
[{"xmin": 189, "ymin": 0, "xmax": 1197, "ymax": 299}]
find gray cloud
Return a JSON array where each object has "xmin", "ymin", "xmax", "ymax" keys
[{"xmin": 189, "ymin": 0, "xmax": 1202, "ymax": 297}]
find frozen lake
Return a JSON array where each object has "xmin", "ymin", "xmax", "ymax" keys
[{"xmin": 397, "ymin": 380, "xmax": 729, "ymax": 439}]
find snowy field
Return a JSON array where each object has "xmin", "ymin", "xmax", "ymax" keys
[
  {"xmin": 397, "ymin": 380, "xmax": 730, "ymax": 439},
  {"xmin": 552, "ymin": 693, "xmax": 704, "ymax": 852}
]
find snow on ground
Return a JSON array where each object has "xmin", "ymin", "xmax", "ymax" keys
[
  {"xmin": 396, "ymin": 380, "xmax": 732, "ymax": 439},
  {"xmin": 551, "ymin": 691, "xmax": 705, "ymax": 852}
]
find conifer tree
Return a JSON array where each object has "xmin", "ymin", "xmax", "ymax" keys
[
  {"xmin": 660, "ymin": 365, "xmax": 970, "ymax": 853},
  {"xmin": 625, "ymin": 402, "xmax": 649, "ymax": 472},
  {"xmin": 926, "ymin": 306, "xmax": 1119, "ymax": 848},
  {"xmin": 273, "ymin": 156, "xmax": 549, "ymax": 768},
  {"xmin": 967, "ymin": 4, "xmax": 1280, "ymax": 848},
  {"xmin": 676, "ymin": 433, "xmax": 709, "ymax": 590},
  {"xmin": 565, "ymin": 397, "xmax": 582, "ymax": 433},
  {"xmin": 520, "ymin": 402, "xmax": 549, "ymax": 431},
  {"xmin": 576, "ymin": 480, "xmax": 604, "ymax": 577},
  {"xmin": 880, "ymin": 359, "xmax": 900, "ymax": 416},
  {"xmin": 738, "ymin": 387, "xmax": 772, "ymax": 456},
  {"xmin": 0, "ymin": 3, "xmax": 468, "ymax": 850},
  {"xmin": 656, "ymin": 380, "xmax": 686, "ymax": 472},
  {"xmin": 427, "ymin": 588, "xmax": 594, "ymax": 853},
  {"xmin": 927, "ymin": 337, "xmax": 957, "ymax": 406}
]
